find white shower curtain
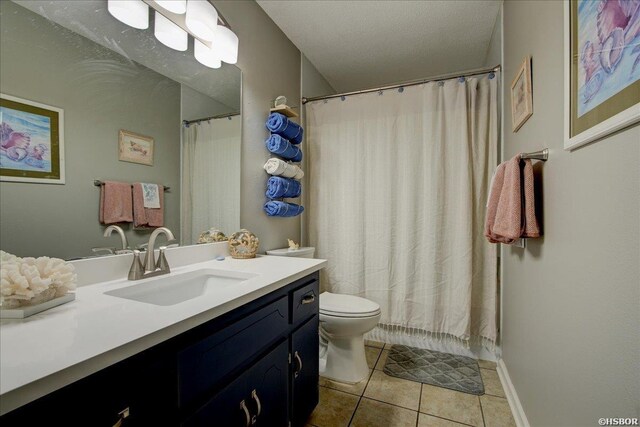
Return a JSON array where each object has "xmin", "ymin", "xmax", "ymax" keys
[
  {"xmin": 181, "ymin": 117, "xmax": 241, "ymax": 245},
  {"xmin": 307, "ymin": 73, "xmax": 498, "ymax": 345}
]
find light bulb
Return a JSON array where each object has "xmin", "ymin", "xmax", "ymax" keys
[
  {"xmin": 194, "ymin": 40, "xmax": 221, "ymax": 69},
  {"xmin": 107, "ymin": 0, "xmax": 149, "ymax": 29},
  {"xmin": 154, "ymin": 11, "xmax": 188, "ymax": 51},
  {"xmin": 214, "ymin": 25, "xmax": 238, "ymax": 64},
  {"xmin": 156, "ymin": 0, "xmax": 187, "ymax": 14},
  {"xmin": 185, "ymin": 0, "xmax": 219, "ymax": 42}
]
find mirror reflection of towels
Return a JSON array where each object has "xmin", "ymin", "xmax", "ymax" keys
[{"xmin": 141, "ymin": 183, "xmax": 160, "ymax": 209}]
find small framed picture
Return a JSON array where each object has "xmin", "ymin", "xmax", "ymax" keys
[
  {"xmin": 1, "ymin": 93, "xmax": 65, "ymax": 184},
  {"xmin": 118, "ymin": 129, "xmax": 154, "ymax": 166},
  {"xmin": 511, "ymin": 56, "xmax": 533, "ymax": 132}
]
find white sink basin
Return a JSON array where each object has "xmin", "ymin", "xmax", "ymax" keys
[{"xmin": 104, "ymin": 269, "xmax": 258, "ymax": 306}]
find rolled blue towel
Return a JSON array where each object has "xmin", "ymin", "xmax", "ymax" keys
[
  {"xmin": 265, "ymin": 134, "xmax": 303, "ymax": 162},
  {"xmin": 264, "ymin": 201, "xmax": 304, "ymax": 217},
  {"xmin": 266, "ymin": 176, "xmax": 301, "ymax": 199},
  {"xmin": 266, "ymin": 112, "xmax": 304, "ymax": 144}
]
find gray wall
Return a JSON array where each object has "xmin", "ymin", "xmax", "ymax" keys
[
  {"xmin": 300, "ymin": 54, "xmax": 336, "ymax": 246},
  {"xmin": 502, "ymin": 1, "xmax": 640, "ymax": 425},
  {"xmin": 213, "ymin": 0, "xmax": 303, "ymax": 252},
  {"xmin": 301, "ymin": 54, "xmax": 337, "ymax": 100},
  {"xmin": 484, "ymin": 3, "xmax": 503, "ymax": 68},
  {"xmin": 181, "ymin": 84, "xmax": 236, "ymax": 122},
  {"xmin": 0, "ymin": 2, "xmax": 181, "ymax": 259}
]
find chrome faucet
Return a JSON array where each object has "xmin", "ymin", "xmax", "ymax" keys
[
  {"xmin": 103, "ymin": 225, "xmax": 131, "ymax": 254},
  {"xmin": 128, "ymin": 227, "xmax": 175, "ymax": 280}
]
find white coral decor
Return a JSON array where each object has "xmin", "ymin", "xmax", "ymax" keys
[{"xmin": 0, "ymin": 250, "xmax": 77, "ymax": 309}]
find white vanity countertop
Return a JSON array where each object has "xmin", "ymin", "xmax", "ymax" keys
[{"xmin": 0, "ymin": 255, "xmax": 326, "ymax": 415}]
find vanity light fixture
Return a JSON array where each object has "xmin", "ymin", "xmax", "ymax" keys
[
  {"xmin": 194, "ymin": 39, "xmax": 221, "ymax": 69},
  {"xmin": 155, "ymin": 0, "xmax": 187, "ymax": 14},
  {"xmin": 185, "ymin": 0, "xmax": 219, "ymax": 42},
  {"xmin": 107, "ymin": 0, "xmax": 239, "ymax": 68},
  {"xmin": 154, "ymin": 11, "xmax": 188, "ymax": 51},
  {"xmin": 107, "ymin": 0, "xmax": 149, "ymax": 29}
]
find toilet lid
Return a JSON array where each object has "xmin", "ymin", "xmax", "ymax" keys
[{"xmin": 319, "ymin": 292, "xmax": 381, "ymax": 317}]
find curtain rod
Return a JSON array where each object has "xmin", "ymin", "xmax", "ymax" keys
[
  {"xmin": 302, "ymin": 64, "xmax": 501, "ymax": 104},
  {"xmin": 183, "ymin": 111, "xmax": 240, "ymax": 126}
]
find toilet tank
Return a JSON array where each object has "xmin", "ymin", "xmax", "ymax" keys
[{"xmin": 266, "ymin": 247, "xmax": 315, "ymax": 258}]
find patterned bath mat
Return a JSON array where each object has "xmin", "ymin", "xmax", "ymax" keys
[{"xmin": 383, "ymin": 345, "xmax": 484, "ymax": 395}]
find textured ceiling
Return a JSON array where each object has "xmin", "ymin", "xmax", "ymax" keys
[
  {"xmin": 257, "ymin": 0, "xmax": 501, "ymax": 92},
  {"xmin": 13, "ymin": 0, "xmax": 241, "ymax": 112}
]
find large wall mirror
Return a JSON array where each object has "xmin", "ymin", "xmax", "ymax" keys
[{"xmin": 0, "ymin": 0, "xmax": 241, "ymax": 260}]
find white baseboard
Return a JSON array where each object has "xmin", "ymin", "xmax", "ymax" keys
[{"xmin": 497, "ymin": 359, "xmax": 530, "ymax": 427}]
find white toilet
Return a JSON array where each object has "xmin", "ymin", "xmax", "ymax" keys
[
  {"xmin": 319, "ymin": 292, "xmax": 381, "ymax": 383},
  {"xmin": 266, "ymin": 246, "xmax": 382, "ymax": 384}
]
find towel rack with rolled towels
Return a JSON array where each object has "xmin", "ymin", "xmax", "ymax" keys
[
  {"xmin": 93, "ymin": 180, "xmax": 170, "ymax": 192},
  {"xmin": 520, "ymin": 148, "xmax": 549, "ymax": 161}
]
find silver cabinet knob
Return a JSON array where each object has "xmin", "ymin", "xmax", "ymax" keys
[
  {"xmin": 240, "ymin": 400, "xmax": 251, "ymax": 427},
  {"xmin": 251, "ymin": 389, "xmax": 262, "ymax": 418},
  {"xmin": 112, "ymin": 407, "xmax": 129, "ymax": 427},
  {"xmin": 294, "ymin": 351, "xmax": 303, "ymax": 378}
]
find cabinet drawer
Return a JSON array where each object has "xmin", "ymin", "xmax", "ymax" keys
[
  {"xmin": 182, "ymin": 340, "xmax": 289, "ymax": 427},
  {"xmin": 178, "ymin": 296, "xmax": 288, "ymax": 408},
  {"xmin": 291, "ymin": 279, "xmax": 319, "ymax": 326}
]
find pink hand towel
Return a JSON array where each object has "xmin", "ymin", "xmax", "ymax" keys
[
  {"xmin": 132, "ymin": 183, "xmax": 164, "ymax": 227},
  {"xmin": 99, "ymin": 181, "xmax": 133, "ymax": 224},
  {"xmin": 485, "ymin": 154, "xmax": 540, "ymax": 243},
  {"xmin": 521, "ymin": 159, "xmax": 540, "ymax": 238}
]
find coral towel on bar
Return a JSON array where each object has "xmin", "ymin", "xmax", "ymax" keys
[
  {"xmin": 484, "ymin": 154, "xmax": 540, "ymax": 243},
  {"xmin": 266, "ymin": 176, "xmax": 301, "ymax": 199},
  {"xmin": 265, "ymin": 134, "xmax": 303, "ymax": 162},
  {"xmin": 99, "ymin": 181, "xmax": 133, "ymax": 224},
  {"xmin": 263, "ymin": 201, "xmax": 304, "ymax": 217},
  {"xmin": 266, "ymin": 112, "xmax": 303, "ymax": 144},
  {"xmin": 263, "ymin": 158, "xmax": 304, "ymax": 180}
]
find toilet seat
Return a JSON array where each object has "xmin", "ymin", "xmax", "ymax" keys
[{"xmin": 320, "ymin": 292, "xmax": 381, "ymax": 318}]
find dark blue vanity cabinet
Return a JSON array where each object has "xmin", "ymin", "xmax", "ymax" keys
[
  {"xmin": 1, "ymin": 271, "xmax": 320, "ymax": 427},
  {"xmin": 291, "ymin": 315, "xmax": 320, "ymax": 427}
]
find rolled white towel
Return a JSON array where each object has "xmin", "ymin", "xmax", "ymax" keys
[{"xmin": 263, "ymin": 158, "xmax": 304, "ymax": 180}]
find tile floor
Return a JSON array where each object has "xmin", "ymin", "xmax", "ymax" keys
[{"xmin": 308, "ymin": 341, "xmax": 516, "ymax": 427}]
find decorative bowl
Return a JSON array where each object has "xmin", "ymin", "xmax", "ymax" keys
[{"xmin": 228, "ymin": 229, "xmax": 259, "ymax": 259}]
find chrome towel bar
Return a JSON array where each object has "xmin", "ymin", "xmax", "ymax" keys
[
  {"xmin": 93, "ymin": 180, "xmax": 170, "ymax": 191},
  {"xmin": 520, "ymin": 148, "xmax": 549, "ymax": 161}
]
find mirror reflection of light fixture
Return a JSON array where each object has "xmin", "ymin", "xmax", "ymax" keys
[
  {"xmin": 154, "ymin": 11, "xmax": 188, "ymax": 51},
  {"xmin": 107, "ymin": 0, "xmax": 149, "ymax": 29},
  {"xmin": 194, "ymin": 40, "xmax": 221, "ymax": 69},
  {"xmin": 155, "ymin": 0, "xmax": 187, "ymax": 14},
  {"xmin": 185, "ymin": 0, "xmax": 219, "ymax": 42}
]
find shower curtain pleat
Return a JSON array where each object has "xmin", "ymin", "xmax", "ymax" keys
[
  {"xmin": 307, "ymin": 74, "xmax": 498, "ymax": 346},
  {"xmin": 181, "ymin": 119, "xmax": 241, "ymax": 245}
]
